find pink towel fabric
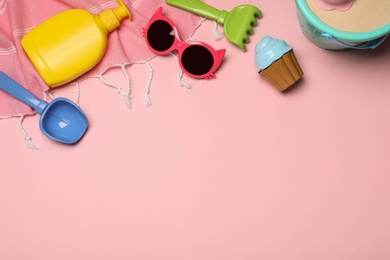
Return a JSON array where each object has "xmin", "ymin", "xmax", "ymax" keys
[{"xmin": 0, "ymin": 0, "xmax": 200, "ymax": 118}]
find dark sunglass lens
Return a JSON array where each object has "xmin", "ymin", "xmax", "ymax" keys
[
  {"xmin": 181, "ymin": 45, "xmax": 214, "ymax": 76},
  {"xmin": 147, "ymin": 20, "xmax": 175, "ymax": 52}
]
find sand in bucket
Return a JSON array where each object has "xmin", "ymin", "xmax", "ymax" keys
[{"xmin": 306, "ymin": 0, "xmax": 390, "ymax": 32}]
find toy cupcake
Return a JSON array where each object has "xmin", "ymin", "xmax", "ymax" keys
[{"xmin": 255, "ymin": 36, "xmax": 304, "ymax": 92}]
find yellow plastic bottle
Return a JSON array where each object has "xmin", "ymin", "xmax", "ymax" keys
[{"xmin": 21, "ymin": 0, "xmax": 131, "ymax": 88}]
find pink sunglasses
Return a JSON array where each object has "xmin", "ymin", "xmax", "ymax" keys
[{"xmin": 143, "ymin": 7, "xmax": 226, "ymax": 79}]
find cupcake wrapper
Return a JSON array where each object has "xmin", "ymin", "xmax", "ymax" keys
[{"xmin": 259, "ymin": 50, "xmax": 304, "ymax": 92}]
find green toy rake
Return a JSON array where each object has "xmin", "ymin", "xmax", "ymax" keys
[{"xmin": 165, "ymin": 0, "xmax": 262, "ymax": 51}]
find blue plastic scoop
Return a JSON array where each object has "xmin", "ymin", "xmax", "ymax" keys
[{"xmin": 0, "ymin": 71, "xmax": 88, "ymax": 144}]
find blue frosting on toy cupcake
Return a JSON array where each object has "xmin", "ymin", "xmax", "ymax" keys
[{"xmin": 254, "ymin": 35, "xmax": 292, "ymax": 71}]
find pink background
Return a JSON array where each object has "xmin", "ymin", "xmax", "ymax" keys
[{"xmin": 1, "ymin": 0, "xmax": 390, "ymax": 259}]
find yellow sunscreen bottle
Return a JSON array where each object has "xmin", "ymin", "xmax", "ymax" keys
[{"xmin": 21, "ymin": 0, "xmax": 131, "ymax": 88}]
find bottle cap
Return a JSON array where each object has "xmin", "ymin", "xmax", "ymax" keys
[
  {"xmin": 98, "ymin": 0, "xmax": 132, "ymax": 32},
  {"xmin": 116, "ymin": 0, "xmax": 132, "ymax": 20}
]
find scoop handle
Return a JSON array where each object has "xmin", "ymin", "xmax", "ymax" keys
[
  {"xmin": 0, "ymin": 71, "xmax": 48, "ymax": 114},
  {"xmin": 165, "ymin": 0, "xmax": 226, "ymax": 23}
]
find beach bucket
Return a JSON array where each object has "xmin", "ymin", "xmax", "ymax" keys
[{"xmin": 296, "ymin": 0, "xmax": 390, "ymax": 50}]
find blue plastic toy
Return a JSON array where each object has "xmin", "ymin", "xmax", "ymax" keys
[{"xmin": 0, "ymin": 71, "xmax": 88, "ymax": 144}]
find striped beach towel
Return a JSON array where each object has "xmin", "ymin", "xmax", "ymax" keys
[{"xmin": 0, "ymin": 0, "xmax": 202, "ymax": 147}]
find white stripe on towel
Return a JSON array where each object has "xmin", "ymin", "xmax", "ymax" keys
[
  {"xmin": 0, "ymin": 0, "xmax": 10, "ymax": 15},
  {"xmin": 132, "ymin": 0, "xmax": 142, "ymax": 10},
  {"xmin": 88, "ymin": 1, "xmax": 118, "ymax": 14},
  {"xmin": 12, "ymin": 27, "xmax": 34, "ymax": 38},
  {"xmin": 0, "ymin": 46, "xmax": 16, "ymax": 55}
]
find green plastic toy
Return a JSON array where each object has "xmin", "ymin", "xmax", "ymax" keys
[{"xmin": 165, "ymin": 0, "xmax": 262, "ymax": 52}]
